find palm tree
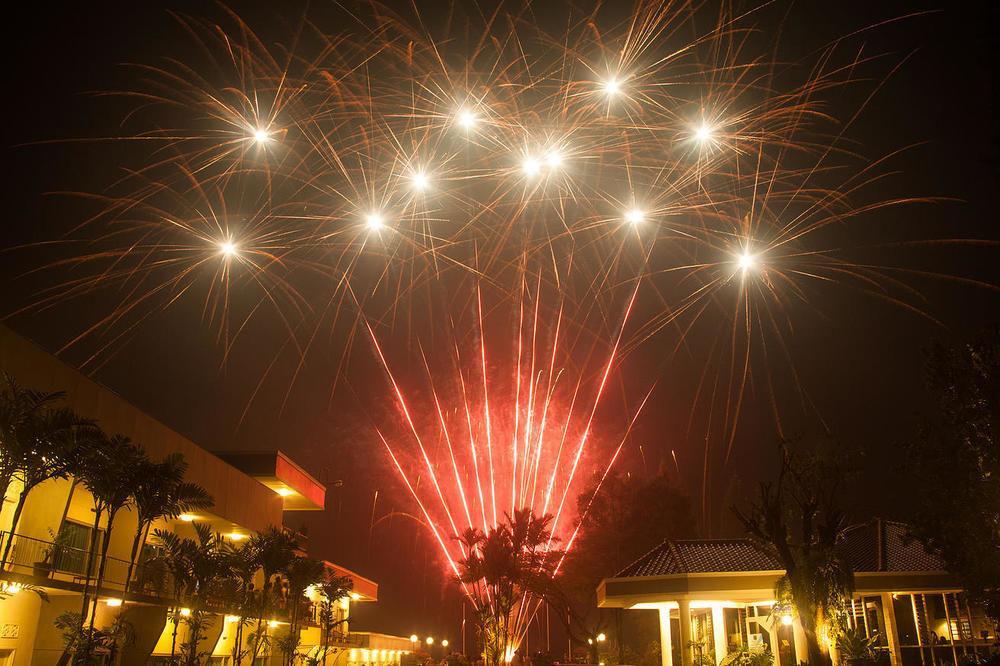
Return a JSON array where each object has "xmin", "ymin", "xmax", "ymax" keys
[
  {"xmin": 457, "ymin": 509, "xmax": 561, "ymax": 666},
  {"xmin": 74, "ymin": 434, "xmax": 145, "ymax": 661},
  {"xmin": 279, "ymin": 556, "xmax": 326, "ymax": 664},
  {"xmin": 0, "ymin": 374, "xmax": 60, "ymax": 501},
  {"xmin": 222, "ymin": 538, "xmax": 262, "ymax": 666},
  {"xmin": 121, "ymin": 453, "xmax": 213, "ymax": 599},
  {"xmin": 110, "ymin": 452, "xmax": 212, "ymax": 665},
  {"xmin": 316, "ymin": 574, "xmax": 353, "ymax": 664},
  {"xmin": 154, "ymin": 522, "xmax": 231, "ymax": 665},
  {"xmin": 247, "ymin": 527, "xmax": 300, "ymax": 663},
  {"xmin": 0, "ymin": 376, "xmax": 98, "ymax": 572}
]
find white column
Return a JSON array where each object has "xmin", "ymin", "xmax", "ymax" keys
[
  {"xmin": 712, "ymin": 606, "xmax": 728, "ymax": 665},
  {"xmin": 880, "ymin": 593, "xmax": 902, "ymax": 666},
  {"xmin": 792, "ymin": 618, "xmax": 809, "ymax": 665},
  {"xmin": 678, "ymin": 600, "xmax": 693, "ymax": 666},
  {"xmin": 659, "ymin": 606, "xmax": 674, "ymax": 666}
]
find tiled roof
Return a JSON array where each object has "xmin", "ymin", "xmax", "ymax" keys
[
  {"xmin": 837, "ymin": 519, "xmax": 947, "ymax": 573},
  {"xmin": 614, "ymin": 519, "xmax": 946, "ymax": 578},
  {"xmin": 616, "ymin": 539, "xmax": 781, "ymax": 577}
]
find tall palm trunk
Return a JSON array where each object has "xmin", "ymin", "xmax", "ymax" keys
[
  {"xmin": 111, "ymin": 521, "xmax": 150, "ymax": 666},
  {"xmin": 169, "ymin": 608, "xmax": 180, "ymax": 663},
  {"xmin": 0, "ymin": 482, "xmax": 40, "ymax": 571},
  {"xmin": 0, "ymin": 470, "xmax": 12, "ymax": 556},
  {"xmin": 77, "ymin": 505, "xmax": 105, "ymax": 660},
  {"xmin": 87, "ymin": 509, "xmax": 121, "ymax": 636}
]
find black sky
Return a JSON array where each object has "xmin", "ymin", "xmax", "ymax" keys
[{"xmin": 1, "ymin": 0, "xmax": 998, "ymax": 646}]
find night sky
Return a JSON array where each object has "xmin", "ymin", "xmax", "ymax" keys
[{"xmin": 1, "ymin": 0, "xmax": 998, "ymax": 648}]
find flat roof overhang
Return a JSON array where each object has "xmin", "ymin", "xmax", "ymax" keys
[
  {"xmin": 216, "ymin": 450, "xmax": 326, "ymax": 511},
  {"xmin": 598, "ymin": 571, "xmax": 783, "ymax": 608},
  {"xmin": 598, "ymin": 569, "xmax": 963, "ymax": 609},
  {"xmin": 325, "ymin": 561, "xmax": 379, "ymax": 601}
]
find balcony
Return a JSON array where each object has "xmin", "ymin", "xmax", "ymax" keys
[{"xmin": 0, "ymin": 530, "xmax": 172, "ymax": 599}]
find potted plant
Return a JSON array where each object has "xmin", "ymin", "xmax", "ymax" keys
[
  {"xmin": 33, "ymin": 528, "xmax": 71, "ymax": 578},
  {"xmin": 837, "ymin": 628, "xmax": 880, "ymax": 666}
]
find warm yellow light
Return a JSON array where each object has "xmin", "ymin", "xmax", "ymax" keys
[
  {"xmin": 411, "ymin": 172, "xmax": 429, "ymax": 191},
  {"xmin": 544, "ymin": 151, "xmax": 563, "ymax": 168},
  {"xmin": 694, "ymin": 123, "xmax": 713, "ymax": 143},
  {"xmin": 458, "ymin": 110, "xmax": 476, "ymax": 129},
  {"xmin": 426, "ymin": 637, "xmax": 434, "ymax": 645},
  {"xmin": 410, "ymin": 635, "xmax": 419, "ymax": 643},
  {"xmin": 252, "ymin": 128, "xmax": 272, "ymax": 144},
  {"xmin": 738, "ymin": 252, "xmax": 756, "ymax": 272},
  {"xmin": 275, "ymin": 487, "xmax": 294, "ymax": 497},
  {"xmin": 179, "ymin": 607, "xmax": 191, "ymax": 617},
  {"xmin": 225, "ymin": 615, "xmax": 240, "ymax": 623},
  {"xmin": 522, "ymin": 157, "xmax": 541, "ymax": 177},
  {"xmin": 350, "ymin": 592, "xmax": 361, "ymax": 600},
  {"xmin": 781, "ymin": 613, "xmax": 794, "ymax": 626},
  {"xmin": 179, "ymin": 513, "xmax": 196, "ymax": 522},
  {"xmin": 105, "ymin": 598, "xmax": 123, "ymax": 607},
  {"xmin": 269, "ymin": 619, "xmax": 280, "ymax": 628},
  {"xmin": 227, "ymin": 532, "xmax": 247, "ymax": 541},
  {"xmin": 0, "ymin": 581, "xmax": 23, "ymax": 595},
  {"xmin": 587, "ymin": 638, "xmax": 594, "ymax": 645},
  {"xmin": 597, "ymin": 633, "xmax": 606, "ymax": 642},
  {"xmin": 365, "ymin": 213, "xmax": 385, "ymax": 231},
  {"xmin": 603, "ymin": 79, "xmax": 620, "ymax": 96},
  {"xmin": 441, "ymin": 640, "xmax": 449, "ymax": 648},
  {"xmin": 625, "ymin": 209, "xmax": 644, "ymax": 225},
  {"xmin": 219, "ymin": 241, "xmax": 237, "ymax": 257}
]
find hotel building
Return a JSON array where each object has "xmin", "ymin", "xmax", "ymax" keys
[{"xmin": 0, "ymin": 326, "xmax": 410, "ymax": 665}]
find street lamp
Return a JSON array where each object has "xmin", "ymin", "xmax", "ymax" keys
[
  {"xmin": 426, "ymin": 637, "xmax": 435, "ymax": 646},
  {"xmin": 410, "ymin": 635, "xmax": 418, "ymax": 644},
  {"xmin": 597, "ymin": 633, "xmax": 606, "ymax": 643},
  {"xmin": 441, "ymin": 640, "xmax": 449, "ymax": 648}
]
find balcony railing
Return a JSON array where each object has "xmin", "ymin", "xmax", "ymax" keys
[
  {"xmin": 0, "ymin": 531, "xmax": 342, "ymax": 623},
  {"xmin": 0, "ymin": 530, "xmax": 173, "ymax": 598}
]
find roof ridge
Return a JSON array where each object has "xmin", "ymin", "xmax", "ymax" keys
[
  {"xmin": 667, "ymin": 541, "xmax": 686, "ymax": 572},
  {"xmin": 670, "ymin": 537, "xmax": 751, "ymax": 544},
  {"xmin": 617, "ymin": 538, "xmax": 671, "ymax": 577}
]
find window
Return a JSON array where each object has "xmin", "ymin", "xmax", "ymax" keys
[
  {"xmin": 950, "ymin": 619, "xmax": 972, "ymax": 641},
  {"xmin": 54, "ymin": 521, "xmax": 100, "ymax": 575},
  {"xmin": 0, "ymin": 649, "xmax": 14, "ymax": 666}
]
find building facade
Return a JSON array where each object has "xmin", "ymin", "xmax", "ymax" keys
[
  {"xmin": 598, "ymin": 520, "xmax": 996, "ymax": 666},
  {"xmin": 0, "ymin": 327, "xmax": 410, "ymax": 665}
]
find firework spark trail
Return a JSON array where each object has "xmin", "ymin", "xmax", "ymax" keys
[
  {"xmin": 364, "ymin": 274, "xmax": 647, "ymax": 650},
  {"xmin": 9, "ymin": 0, "xmax": 997, "ymax": 597}
]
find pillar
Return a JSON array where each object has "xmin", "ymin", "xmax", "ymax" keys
[
  {"xmin": 792, "ymin": 618, "xmax": 809, "ymax": 665},
  {"xmin": 659, "ymin": 606, "xmax": 674, "ymax": 666},
  {"xmin": 712, "ymin": 606, "xmax": 728, "ymax": 665},
  {"xmin": 678, "ymin": 600, "xmax": 693, "ymax": 666},
  {"xmin": 880, "ymin": 593, "xmax": 902, "ymax": 666}
]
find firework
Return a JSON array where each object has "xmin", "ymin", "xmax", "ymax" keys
[
  {"xmin": 9, "ymin": 0, "xmax": 992, "ymax": 559},
  {"xmin": 364, "ymin": 273, "xmax": 645, "ymax": 653}
]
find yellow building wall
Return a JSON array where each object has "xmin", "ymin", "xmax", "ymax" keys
[{"xmin": 0, "ymin": 326, "xmax": 284, "ymax": 534}]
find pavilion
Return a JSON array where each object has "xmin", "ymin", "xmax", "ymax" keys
[{"xmin": 597, "ymin": 520, "xmax": 996, "ymax": 666}]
